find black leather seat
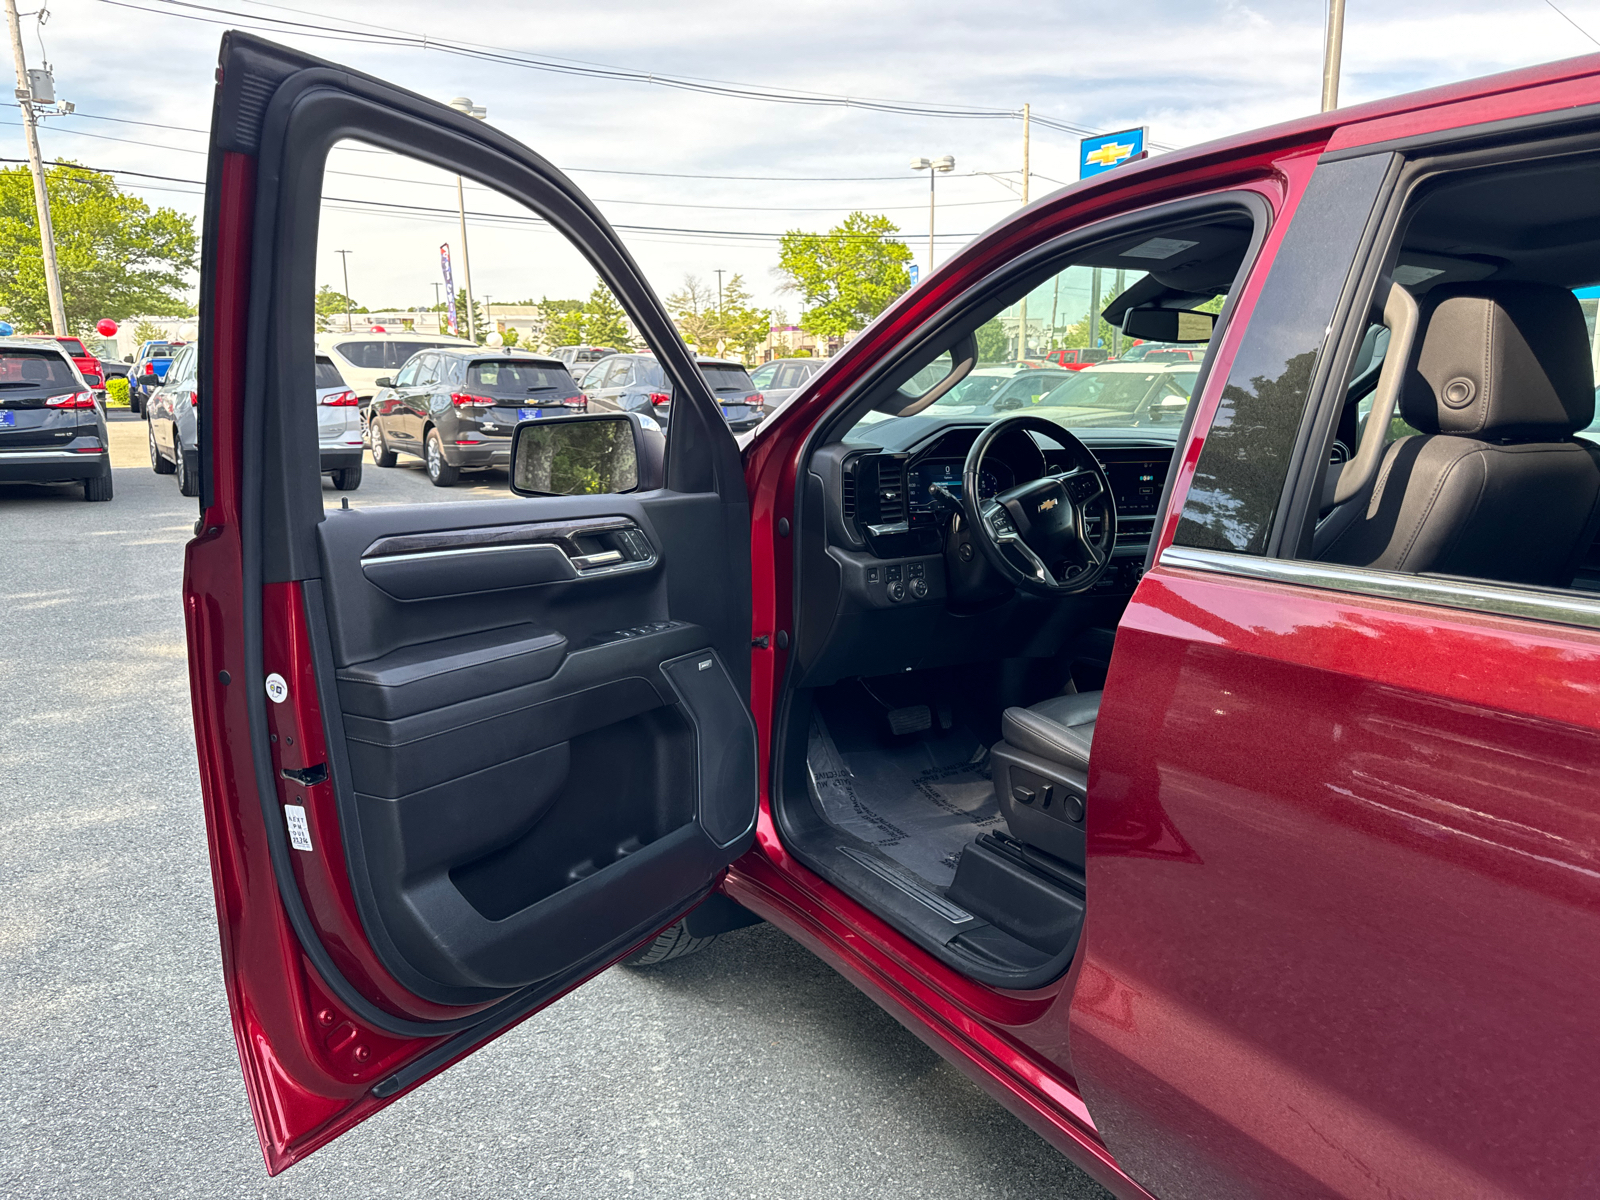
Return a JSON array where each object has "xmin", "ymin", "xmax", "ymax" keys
[
  {"xmin": 1000, "ymin": 691, "xmax": 1100, "ymax": 774},
  {"xmin": 1318, "ymin": 281, "xmax": 1600, "ymax": 586}
]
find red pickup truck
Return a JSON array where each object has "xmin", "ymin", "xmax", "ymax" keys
[
  {"xmin": 36, "ymin": 335, "xmax": 105, "ymax": 389},
  {"xmin": 1037, "ymin": 346, "xmax": 1111, "ymax": 370},
  {"xmin": 183, "ymin": 33, "xmax": 1600, "ymax": 1198}
]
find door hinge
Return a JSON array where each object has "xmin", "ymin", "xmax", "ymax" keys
[
  {"xmin": 280, "ymin": 763, "xmax": 329, "ymax": 787},
  {"xmin": 751, "ymin": 635, "xmax": 770, "ymax": 649}
]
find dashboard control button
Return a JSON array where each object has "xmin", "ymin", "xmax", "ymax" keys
[
  {"xmin": 887, "ymin": 581, "xmax": 907, "ymax": 603},
  {"xmin": 885, "ymin": 564, "xmax": 902, "ymax": 582},
  {"xmin": 909, "ymin": 578, "xmax": 929, "ymax": 600}
]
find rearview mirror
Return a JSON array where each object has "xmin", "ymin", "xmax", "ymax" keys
[
  {"xmin": 373, "ymin": 376, "xmax": 394, "ymax": 389},
  {"xmin": 509, "ymin": 412, "xmax": 663, "ymax": 497},
  {"xmin": 1121, "ymin": 307, "xmax": 1215, "ymax": 343}
]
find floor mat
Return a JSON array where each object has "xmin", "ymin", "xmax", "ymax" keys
[{"xmin": 806, "ymin": 709, "xmax": 1003, "ymax": 889}]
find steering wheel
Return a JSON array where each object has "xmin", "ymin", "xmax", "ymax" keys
[{"xmin": 962, "ymin": 415, "xmax": 1117, "ymax": 596}]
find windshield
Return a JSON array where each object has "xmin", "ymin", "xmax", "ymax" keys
[
  {"xmin": 700, "ymin": 365, "xmax": 755, "ymax": 392},
  {"xmin": 845, "ymin": 258, "xmax": 1221, "ymax": 444},
  {"xmin": 1039, "ymin": 369, "xmax": 1196, "ymax": 413},
  {"xmin": 335, "ymin": 340, "xmax": 461, "ymax": 370},
  {"xmin": 468, "ymin": 360, "xmax": 582, "ymax": 398},
  {"xmin": 314, "ymin": 356, "xmax": 346, "ymax": 389},
  {"xmin": 0, "ymin": 349, "xmax": 78, "ymax": 390}
]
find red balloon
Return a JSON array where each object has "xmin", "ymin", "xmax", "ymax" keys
[
  {"xmin": 370, "ymin": 325, "xmax": 386, "ymax": 333},
  {"xmin": 95, "ymin": 318, "xmax": 118, "ymax": 337}
]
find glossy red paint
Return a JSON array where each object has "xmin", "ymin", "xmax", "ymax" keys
[
  {"xmin": 733, "ymin": 136, "xmax": 1314, "ymax": 1199},
  {"xmin": 1075, "ymin": 564, "xmax": 1600, "ymax": 1199}
]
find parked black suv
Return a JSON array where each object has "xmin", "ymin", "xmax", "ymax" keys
[
  {"xmin": 582, "ymin": 353, "xmax": 767, "ymax": 432},
  {"xmin": 0, "ymin": 340, "xmax": 112, "ymax": 501},
  {"xmin": 367, "ymin": 348, "xmax": 586, "ymax": 486}
]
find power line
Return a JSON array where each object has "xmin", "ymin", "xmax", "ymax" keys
[
  {"xmin": 91, "ymin": 0, "xmax": 1174, "ymax": 150},
  {"xmin": 3, "ymin": 104, "xmax": 1038, "ymax": 184},
  {"xmin": 1544, "ymin": 0, "xmax": 1600, "ymax": 46},
  {"xmin": 5, "ymin": 157, "xmax": 985, "ymax": 245},
  {"xmin": 2, "ymin": 122, "xmax": 1023, "ymax": 212}
]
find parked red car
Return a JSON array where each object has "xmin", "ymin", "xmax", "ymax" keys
[{"xmin": 186, "ymin": 34, "xmax": 1600, "ymax": 1199}]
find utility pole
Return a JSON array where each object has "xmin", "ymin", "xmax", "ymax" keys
[
  {"xmin": 714, "ymin": 269, "xmax": 724, "ymax": 318},
  {"xmin": 432, "ymin": 281, "xmax": 441, "ymax": 329},
  {"xmin": 6, "ymin": 0, "xmax": 65, "ymax": 335},
  {"xmin": 449, "ymin": 97, "xmax": 487, "ymax": 342},
  {"xmin": 335, "ymin": 249, "xmax": 353, "ymax": 332},
  {"xmin": 1018, "ymin": 104, "xmax": 1030, "ymax": 360},
  {"xmin": 1321, "ymin": 0, "xmax": 1346, "ymax": 112}
]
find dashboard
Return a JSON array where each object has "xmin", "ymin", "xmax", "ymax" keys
[{"xmin": 796, "ymin": 420, "xmax": 1181, "ymax": 687}]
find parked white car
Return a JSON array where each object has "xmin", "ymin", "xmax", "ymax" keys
[
  {"xmin": 314, "ymin": 330, "xmax": 474, "ymax": 401},
  {"xmin": 315, "ymin": 354, "xmax": 365, "ymax": 490}
]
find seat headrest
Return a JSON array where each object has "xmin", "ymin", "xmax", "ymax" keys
[{"xmin": 1400, "ymin": 282, "xmax": 1594, "ymax": 439}]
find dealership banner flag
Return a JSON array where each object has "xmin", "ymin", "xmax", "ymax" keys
[{"xmin": 440, "ymin": 244, "xmax": 459, "ymax": 335}]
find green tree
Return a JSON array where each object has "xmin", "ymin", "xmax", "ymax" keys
[
  {"xmin": 666, "ymin": 274, "xmax": 718, "ymax": 352},
  {"xmin": 975, "ymin": 319, "xmax": 1008, "ymax": 362},
  {"xmin": 535, "ymin": 297, "xmax": 585, "ymax": 350},
  {"xmin": 776, "ymin": 212, "xmax": 911, "ymax": 339},
  {"xmin": 132, "ymin": 319, "xmax": 165, "ymax": 343},
  {"xmin": 0, "ymin": 163, "xmax": 195, "ymax": 334},
  {"xmin": 316, "ymin": 284, "xmax": 365, "ymax": 333},
  {"xmin": 667, "ymin": 272, "xmax": 770, "ymax": 362},
  {"xmin": 717, "ymin": 274, "xmax": 771, "ymax": 364},
  {"xmin": 498, "ymin": 324, "xmax": 520, "ymax": 348},
  {"xmin": 581, "ymin": 282, "xmax": 634, "ymax": 351}
]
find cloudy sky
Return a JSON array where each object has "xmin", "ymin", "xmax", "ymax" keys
[{"xmin": 15, "ymin": 0, "xmax": 1600, "ymax": 318}]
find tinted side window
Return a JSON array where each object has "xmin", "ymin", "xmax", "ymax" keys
[
  {"xmin": 1174, "ymin": 154, "xmax": 1393, "ymax": 555},
  {"xmin": 411, "ymin": 354, "xmax": 437, "ymax": 386},
  {"xmin": 334, "ymin": 340, "xmax": 386, "ymax": 369}
]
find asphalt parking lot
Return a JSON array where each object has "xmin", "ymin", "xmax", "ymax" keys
[{"xmin": 0, "ymin": 410, "xmax": 1113, "ymax": 1199}]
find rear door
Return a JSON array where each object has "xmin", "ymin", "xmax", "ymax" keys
[
  {"xmin": 1072, "ymin": 89, "xmax": 1600, "ymax": 1199},
  {"xmin": 187, "ymin": 32, "xmax": 756, "ymax": 1174}
]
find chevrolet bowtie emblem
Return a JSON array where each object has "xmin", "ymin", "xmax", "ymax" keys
[{"xmin": 1037, "ymin": 498, "xmax": 1058, "ymax": 513}]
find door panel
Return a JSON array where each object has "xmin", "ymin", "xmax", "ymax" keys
[{"xmin": 188, "ymin": 32, "xmax": 754, "ymax": 1172}]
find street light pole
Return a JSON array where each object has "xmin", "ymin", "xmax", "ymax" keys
[
  {"xmin": 335, "ymin": 248, "xmax": 353, "ymax": 332},
  {"xmin": 910, "ymin": 155, "xmax": 955, "ymax": 277},
  {"xmin": 1321, "ymin": 0, "xmax": 1346, "ymax": 112},
  {"xmin": 5, "ymin": 0, "xmax": 65, "ymax": 335},
  {"xmin": 449, "ymin": 97, "xmax": 487, "ymax": 342},
  {"xmin": 1018, "ymin": 106, "xmax": 1030, "ymax": 359}
]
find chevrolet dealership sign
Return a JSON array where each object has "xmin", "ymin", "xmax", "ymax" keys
[{"xmin": 1080, "ymin": 127, "xmax": 1148, "ymax": 178}]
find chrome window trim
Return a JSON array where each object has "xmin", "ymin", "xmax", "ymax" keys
[{"xmin": 1159, "ymin": 545, "xmax": 1600, "ymax": 633}]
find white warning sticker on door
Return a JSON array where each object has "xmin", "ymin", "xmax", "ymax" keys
[
  {"xmin": 264, "ymin": 672, "xmax": 289, "ymax": 704},
  {"xmin": 284, "ymin": 804, "xmax": 313, "ymax": 852}
]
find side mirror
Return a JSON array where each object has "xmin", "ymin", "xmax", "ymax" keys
[
  {"xmin": 373, "ymin": 376, "xmax": 394, "ymax": 389},
  {"xmin": 509, "ymin": 412, "xmax": 665, "ymax": 497},
  {"xmin": 123, "ymin": 354, "xmax": 133, "ymax": 363},
  {"xmin": 1148, "ymin": 395, "xmax": 1192, "ymax": 423},
  {"xmin": 1121, "ymin": 307, "xmax": 1214, "ymax": 343}
]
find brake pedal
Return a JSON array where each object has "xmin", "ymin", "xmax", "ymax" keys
[{"xmin": 886, "ymin": 704, "xmax": 932, "ymax": 735}]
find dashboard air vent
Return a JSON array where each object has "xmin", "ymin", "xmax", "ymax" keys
[
  {"xmin": 841, "ymin": 466, "xmax": 856, "ymax": 520},
  {"xmin": 876, "ymin": 469, "xmax": 906, "ymax": 523}
]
